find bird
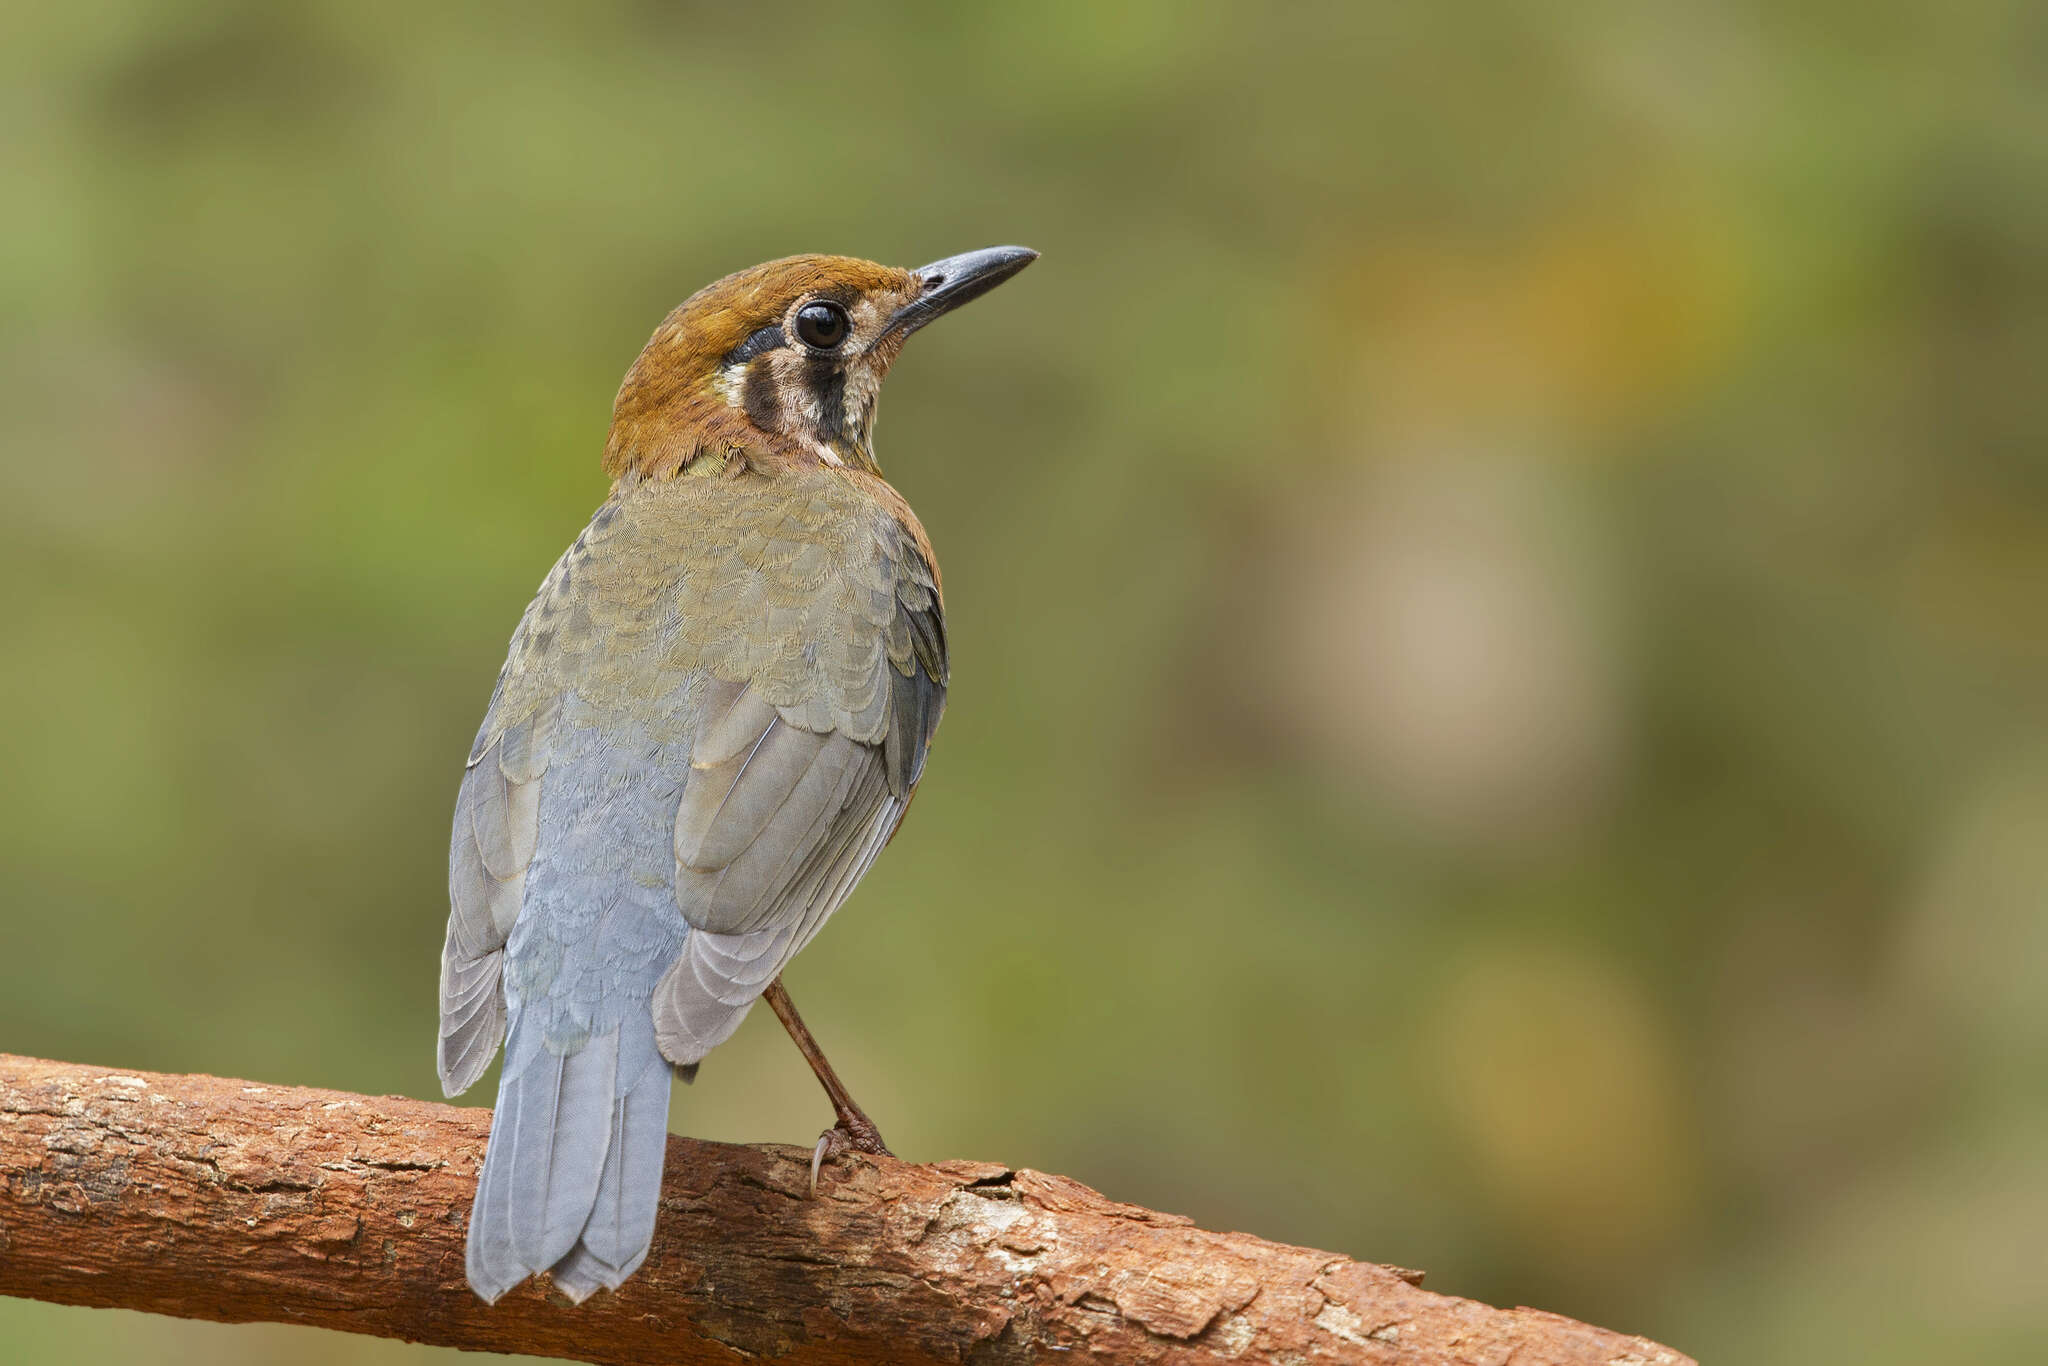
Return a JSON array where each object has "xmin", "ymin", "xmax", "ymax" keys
[{"xmin": 436, "ymin": 246, "xmax": 1037, "ymax": 1303}]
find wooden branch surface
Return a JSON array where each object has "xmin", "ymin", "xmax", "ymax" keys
[{"xmin": 0, "ymin": 1054, "xmax": 1691, "ymax": 1365}]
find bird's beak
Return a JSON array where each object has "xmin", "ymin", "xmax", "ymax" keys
[{"xmin": 880, "ymin": 245, "xmax": 1038, "ymax": 343}]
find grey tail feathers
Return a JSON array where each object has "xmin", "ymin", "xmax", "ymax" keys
[{"xmin": 465, "ymin": 1010, "xmax": 672, "ymax": 1303}]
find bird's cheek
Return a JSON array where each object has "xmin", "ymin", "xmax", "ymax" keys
[
  {"xmin": 845, "ymin": 366, "xmax": 883, "ymax": 425},
  {"xmin": 740, "ymin": 364, "xmax": 782, "ymax": 429}
]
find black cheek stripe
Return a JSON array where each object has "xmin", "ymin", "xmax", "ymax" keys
[
  {"xmin": 741, "ymin": 363, "xmax": 782, "ymax": 428},
  {"xmin": 814, "ymin": 363, "xmax": 847, "ymax": 439}
]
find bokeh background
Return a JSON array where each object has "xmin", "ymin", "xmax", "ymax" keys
[{"xmin": 5, "ymin": 3, "xmax": 2046, "ymax": 1362}]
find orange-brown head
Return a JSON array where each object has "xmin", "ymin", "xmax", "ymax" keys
[{"xmin": 604, "ymin": 247, "xmax": 1036, "ymax": 481}]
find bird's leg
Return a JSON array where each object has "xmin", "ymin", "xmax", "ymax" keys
[{"xmin": 761, "ymin": 977, "xmax": 891, "ymax": 1192}]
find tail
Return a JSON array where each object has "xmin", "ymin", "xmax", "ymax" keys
[{"xmin": 466, "ymin": 1008, "xmax": 673, "ymax": 1303}]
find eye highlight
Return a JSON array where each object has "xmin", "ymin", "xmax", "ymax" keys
[{"xmin": 794, "ymin": 301, "xmax": 849, "ymax": 349}]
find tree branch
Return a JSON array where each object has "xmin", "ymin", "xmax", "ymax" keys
[{"xmin": 0, "ymin": 1054, "xmax": 1690, "ymax": 1364}]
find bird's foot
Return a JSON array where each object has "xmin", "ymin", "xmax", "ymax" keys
[{"xmin": 808, "ymin": 1113, "xmax": 891, "ymax": 1195}]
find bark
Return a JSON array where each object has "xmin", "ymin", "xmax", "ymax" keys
[{"xmin": 0, "ymin": 1053, "xmax": 1691, "ymax": 1365}]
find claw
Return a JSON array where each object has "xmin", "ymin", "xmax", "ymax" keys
[
  {"xmin": 807, "ymin": 1120, "xmax": 891, "ymax": 1197},
  {"xmin": 810, "ymin": 1132, "xmax": 832, "ymax": 1196}
]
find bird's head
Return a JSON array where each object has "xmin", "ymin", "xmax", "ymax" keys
[{"xmin": 603, "ymin": 246, "xmax": 1036, "ymax": 481}]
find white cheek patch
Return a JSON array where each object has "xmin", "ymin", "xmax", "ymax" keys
[
  {"xmin": 714, "ymin": 365, "xmax": 744, "ymax": 406},
  {"xmin": 844, "ymin": 363, "xmax": 881, "ymax": 420}
]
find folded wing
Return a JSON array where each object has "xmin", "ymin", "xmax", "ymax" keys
[
  {"xmin": 439, "ymin": 698, "xmax": 559, "ymax": 1096},
  {"xmin": 654, "ymin": 526, "xmax": 946, "ymax": 1065}
]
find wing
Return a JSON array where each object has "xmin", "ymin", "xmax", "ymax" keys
[
  {"xmin": 438, "ymin": 500, "xmax": 625, "ymax": 1096},
  {"xmin": 438, "ymin": 695, "xmax": 559, "ymax": 1096},
  {"xmin": 652, "ymin": 526, "xmax": 946, "ymax": 1064}
]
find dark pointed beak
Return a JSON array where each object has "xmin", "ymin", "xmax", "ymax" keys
[{"xmin": 882, "ymin": 245, "xmax": 1038, "ymax": 342}]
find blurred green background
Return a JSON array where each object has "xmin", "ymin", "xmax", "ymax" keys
[{"xmin": 5, "ymin": 2, "xmax": 2046, "ymax": 1362}]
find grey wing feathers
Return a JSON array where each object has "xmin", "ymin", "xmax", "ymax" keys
[
  {"xmin": 884, "ymin": 556, "xmax": 946, "ymax": 796},
  {"xmin": 439, "ymin": 700, "xmax": 557, "ymax": 1096},
  {"xmin": 653, "ymin": 678, "xmax": 905, "ymax": 1064},
  {"xmin": 652, "ymin": 532, "xmax": 947, "ymax": 1066},
  {"xmin": 672, "ymin": 682, "xmax": 873, "ymax": 935}
]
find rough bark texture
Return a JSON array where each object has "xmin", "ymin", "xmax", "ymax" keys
[{"xmin": 0, "ymin": 1054, "xmax": 1691, "ymax": 1365}]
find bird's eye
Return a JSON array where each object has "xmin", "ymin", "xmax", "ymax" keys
[{"xmin": 794, "ymin": 301, "xmax": 849, "ymax": 349}]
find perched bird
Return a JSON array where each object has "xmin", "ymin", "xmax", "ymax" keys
[{"xmin": 437, "ymin": 246, "xmax": 1037, "ymax": 1303}]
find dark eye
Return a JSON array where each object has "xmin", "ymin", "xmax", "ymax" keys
[{"xmin": 794, "ymin": 301, "xmax": 849, "ymax": 349}]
